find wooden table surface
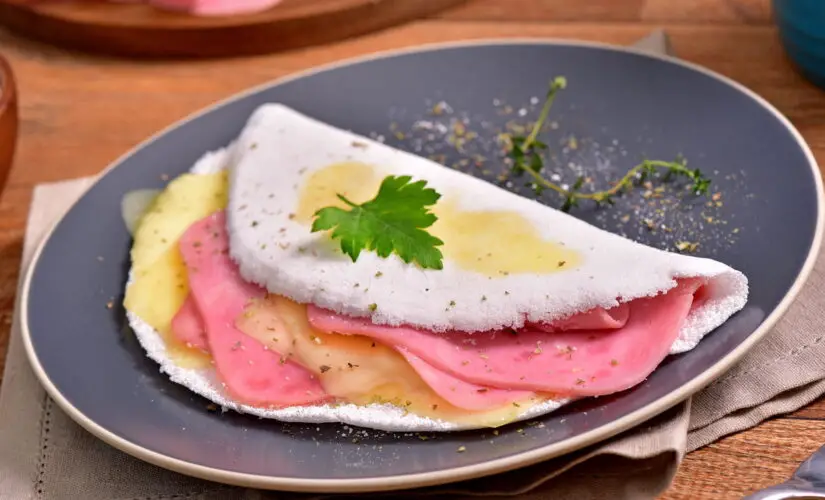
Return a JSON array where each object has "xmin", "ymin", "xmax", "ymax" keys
[{"xmin": 0, "ymin": 0, "xmax": 823, "ymax": 498}]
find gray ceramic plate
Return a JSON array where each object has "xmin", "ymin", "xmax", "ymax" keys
[{"xmin": 21, "ymin": 40, "xmax": 824, "ymax": 493}]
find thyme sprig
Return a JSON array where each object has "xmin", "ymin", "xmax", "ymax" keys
[{"xmin": 508, "ymin": 77, "xmax": 711, "ymax": 212}]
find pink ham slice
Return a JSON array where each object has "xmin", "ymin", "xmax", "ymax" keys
[
  {"xmin": 175, "ymin": 290, "xmax": 530, "ymax": 411},
  {"xmin": 148, "ymin": 0, "xmax": 282, "ymax": 16},
  {"xmin": 173, "ymin": 281, "xmax": 531, "ymax": 411},
  {"xmin": 307, "ymin": 279, "xmax": 702, "ymax": 397},
  {"xmin": 530, "ymin": 303, "xmax": 630, "ymax": 332},
  {"xmin": 397, "ymin": 349, "xmax": 534, "ymax": 411},
  {"xmin": 172, "ymin": 212, "xmax": 535, "ymax": 411},
  {"xmin": 178, "ymin": 211, "xmax": 328, "ymax": 407},
  {"xmin": 171, "ymin": 296, "xmax": 208, "ymax": 352},
  {"xmin": 171, "ymin": 209, "xmax": 702, "ymax": 408}
]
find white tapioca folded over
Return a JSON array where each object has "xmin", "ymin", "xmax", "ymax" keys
[{"xmin": 123, "ymin": 103, "xmax": 748, "ymax": 432}]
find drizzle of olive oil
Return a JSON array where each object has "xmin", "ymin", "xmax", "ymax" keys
[
  {"xmin": 431, "ymin": 200, "xmax": 581, "ymax": 276},
  {"xmin": 295, "ymin": 162, "xmax": 382, "ymax": 223},
  {"xmin": 298, "ymin": 162, "xmax": 581, "ymax": 276}
]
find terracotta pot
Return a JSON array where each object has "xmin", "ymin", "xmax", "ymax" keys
[{"xmin": 0, "ymin": 54, "xmax": 16, "ymax": 195}]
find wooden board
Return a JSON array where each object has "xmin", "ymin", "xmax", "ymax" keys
[{"xmin": 0, "ymin": 0, "xmax": 467, "ymax": 58}]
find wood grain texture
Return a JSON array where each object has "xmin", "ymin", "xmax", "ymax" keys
[
  {"xmin": 443, "ymin": 0, "xmax": 772, "ymax": 24},
  {"xmin": 0, "ymin": 1, "xmax": 824, "ymax": 499},
  {"xmin": 0, "ymin": 0, "xmax": 467, "ymax": 57},
  {"xmin": 665, "ymin": 419, "xmax": 825, "ymax": 499}
]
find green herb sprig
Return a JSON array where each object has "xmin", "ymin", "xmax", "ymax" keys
[
  {"xmin": 312, "ymin": 78, "xmax": 713, "ymax": 268},
  {"xmin": 311, "ymin": 175, "xmax": 445, "ymax": 270},
  {"xmin": 508, "ymin": 77, "xmax": 711, "ymax": 212}
]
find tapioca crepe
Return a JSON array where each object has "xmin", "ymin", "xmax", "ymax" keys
[{"xmin": 123, "ymin": 104, "xmax": 748, "ymax": 431}]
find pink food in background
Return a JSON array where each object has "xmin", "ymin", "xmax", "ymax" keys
[{"xmin": 148, "ymin": 0, "xmax": 282, "ymax": 16}]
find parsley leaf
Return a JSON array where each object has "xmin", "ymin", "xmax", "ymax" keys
[{"xmin": 311, "ymin": 175, "xmax": 445, "ymax": 270}]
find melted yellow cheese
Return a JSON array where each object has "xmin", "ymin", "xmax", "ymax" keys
[
  {"xmin": 297, "ymin": 162, "xmax": 580, "ymax": 276},
  {"xmin": 123, "ymin": 172, "xmax": 228, "ymax": 368},
  {"xmin": 237, "ymin": 296, "xmax": 541, "ymax": 427}
]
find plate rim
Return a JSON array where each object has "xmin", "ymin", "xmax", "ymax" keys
[{"xmin": 19, "ymin": 37, "xmax": 825, "ymax": 493}]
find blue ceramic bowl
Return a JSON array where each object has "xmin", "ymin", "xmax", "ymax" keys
[{"xmin": 774, "ymin": 0, "xmax": 825, "ymax": 88}]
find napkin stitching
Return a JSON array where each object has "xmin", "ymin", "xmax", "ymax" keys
[
  {"xmin": 706, "ymin": 332, "xmax": 825, "ymax": 388},
  {"xmin": 133, "ymin": 487, "xmax": 228, "ymax": 500},
  {"xmin": 35, "ymin": 395, "xmax": 53, "ymax": 499},
  {"xmin": 34, "ymin": 394, "xmax": 230, "ymax": 500}
]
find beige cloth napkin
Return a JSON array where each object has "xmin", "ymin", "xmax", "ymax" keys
[{"xmin": 0, "ymin": 167, "xmax": 824, "ymax": 500}]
